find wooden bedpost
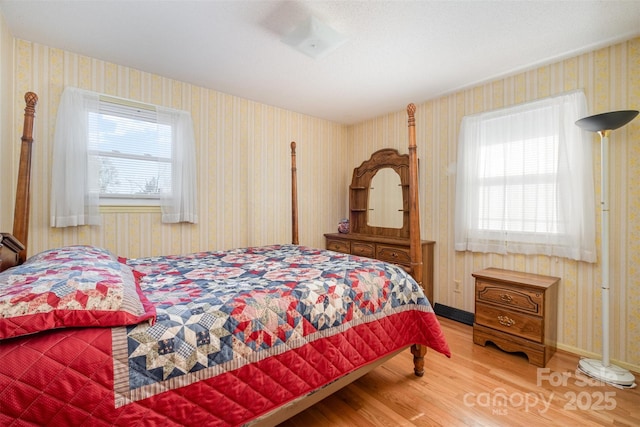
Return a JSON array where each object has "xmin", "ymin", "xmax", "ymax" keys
[
  {"xmin": 291, "ymin": 141, "xmax": 299, "ymax": 245},
  {"xmin": 12, "ymin": 92, "xmax": 38, "ymax": 264},
  {"xmin": 407, "ymin": 103, "xmax": 427, "ymax": 376},
  {"xmin": 411, "ymin": 344, "xmax": 427, "ymax": 377},
  {"xmin": 407, "ymin": 103, "xmax": 423, "ymax": 288}
]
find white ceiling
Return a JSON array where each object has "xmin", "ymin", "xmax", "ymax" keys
[{"xmin": 1, "ymin": 0, "xmax": 640, "ymax": 124}]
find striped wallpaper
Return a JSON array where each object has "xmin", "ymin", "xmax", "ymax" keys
[
  {"xmin": 6, "ymin": 39, "xmax": 348, "ymax": 259},
  {"xmin": 0, "ymin": 12, "xmax": 14, "ymax": 231},
  {"xmin": 1, "ymin": 22, "xmax": 638, "ymax": 371},
  {"xmin": 348, "ymin": 37, "xmax": 640, "ymax": 372}
]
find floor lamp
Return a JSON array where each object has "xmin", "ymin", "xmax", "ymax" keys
[{"xmin": 575, "ymin": 109, "xmax": 638, "ymax": 388}]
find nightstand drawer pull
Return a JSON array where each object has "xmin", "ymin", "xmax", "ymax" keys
[
  {"xmin": 500, "ymin": 294, "xmax": 513, "ymax": 302},
  {"xmin": 497, "ymin": 315, "xmax": 515, "ymax": 327}
]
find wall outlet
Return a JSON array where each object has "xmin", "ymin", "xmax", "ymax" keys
[{"xmin": 453, "ymin": 279, "xmax": 461, "ymax": 293}]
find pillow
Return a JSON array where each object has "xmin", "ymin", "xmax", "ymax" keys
[{"xmin": 0, "ymin": 245, "xmax": 156, "ymax": 340}]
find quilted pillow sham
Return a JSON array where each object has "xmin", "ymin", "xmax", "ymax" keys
[{"xmin": 0, "ymin": 245, "xmax": 156, "ymax": 340}]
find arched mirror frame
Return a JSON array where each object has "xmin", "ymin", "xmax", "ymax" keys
[
  {"xmin": 349, "ymin": 148, "xmax": 410, "ymax": 239},
  {"xmin": 368, "ymin": 168, "xmax": 404, "ymax": 229}
]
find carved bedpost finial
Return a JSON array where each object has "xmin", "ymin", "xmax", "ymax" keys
[
  {"xmin": 25, "ymin": 92, "xmax": 38, "ymax": 110},
  {"xmin": 407, "ymin": 103, "xmax": 416, "ymax": 128}
]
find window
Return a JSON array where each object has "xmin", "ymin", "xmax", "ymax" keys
[
  {"xmin": 51, "ymin": 87, "xmax": 198, "ymax": 227},
  {"xmin": 88, "ymin": 100, "xmax": 172, "ymax": 202},
  {"xmin": 454, "ymin": 91, "xmax": 596, "ymax": 262}
]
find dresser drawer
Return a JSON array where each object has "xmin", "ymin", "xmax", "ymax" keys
[
  {"xmin": 376, "ymin": 245, "xmax": 411, "ymax": 265},
  {"xmin": 476, "ymin": 281, "xmax": 544, "ymax": 316},
  {"xmin": 475, "ymin": 302, "xmax": 543, "ymax": 343},
  {"xmin": 352, "ymin": 242, "xmax": 375, "ymax": 258},
  {"xmin": 326, "ymin": 239, "xmax": 350, "ymax": 254}
]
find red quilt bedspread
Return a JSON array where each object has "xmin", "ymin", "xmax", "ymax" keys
[{"xmin": 0, "ymin": 245, "xmax": 450, "ymax": 426}]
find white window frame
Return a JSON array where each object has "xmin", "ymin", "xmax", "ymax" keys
[
  {"xmin": 51, "ymin": 87, "xmax": 198, "ymax": 226},
  {"xmin": 89, "ymin": 97, "xmax": 172, "ymax": 206},
  {"xmin": 454, "ymin": 90, "xmax": 596, "ymax": 262}
]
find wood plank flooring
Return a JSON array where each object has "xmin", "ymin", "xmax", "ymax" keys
[{"xmin": 278, "ymin": 317, "xmax": 640, "ymax": 426}]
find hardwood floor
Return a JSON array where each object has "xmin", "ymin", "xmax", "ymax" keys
[{"xmin": 278, "ymin": 317, "xmax": 640, "ymax": 426}]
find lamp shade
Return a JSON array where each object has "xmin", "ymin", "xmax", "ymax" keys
[{"xmin": 575, "ymin": 110, "xmax": 638, "ymax": 132}]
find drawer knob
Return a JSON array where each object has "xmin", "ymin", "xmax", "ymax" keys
[
  {"xmin": 500, "ymin": 294, "xmax": 513, "ymax": 302},
  {"xmin": 498, "ymin": 315, "xmax": 516, "ymax": 327}
]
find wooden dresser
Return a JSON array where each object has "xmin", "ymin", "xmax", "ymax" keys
[
  {"xmin": 324, "ymin": 232, "xmax": 435, "ymax": 302},
  {"xmin": 472, "ymin": 268, "xmax": 559, "ymax": 367}
]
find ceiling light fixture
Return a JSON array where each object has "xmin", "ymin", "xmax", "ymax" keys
[{"xmin": 282, "ymin": 16, "xmax": 346, "ymax": 59}]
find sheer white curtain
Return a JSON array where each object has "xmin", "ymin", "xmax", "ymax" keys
[
  {"xmin": 50, "ymin": 87, "xmax": 198, "ymax": 227},
  {"xmin": 454, "ymin": 90, "xmax": 596, "ymax": 262},
  {"xmin": 50, "ymin": 87, "xmax": 101, "ymax": 227},
  {"xmin": 157, "ymin": 107, "xmax": 198, "ymax": 224}
]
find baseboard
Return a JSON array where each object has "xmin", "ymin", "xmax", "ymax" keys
[
  {"xmin": 433, "ymin": 303, "xmax": 474, "ymax": 326},
  {"xmin": 433, "ymin": 302, "xmax": 639, "ymax": 375},
  {"xmin": 556, "ymin": 343, "xmax": 640, "ymax": 375}
]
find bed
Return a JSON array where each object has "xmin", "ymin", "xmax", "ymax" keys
[{"xmin": 0, "ymin": 92, "xmax": 450, "ymax": 426}]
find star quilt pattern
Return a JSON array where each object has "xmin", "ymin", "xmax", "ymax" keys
[{"xmin": 114, "ymin": 244, "xmax": 433, "ymax": 405}]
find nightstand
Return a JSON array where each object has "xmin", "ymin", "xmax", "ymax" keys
[
  {"xmin": 0, "ymin": 233, "xmax": 24, "ymax": 272},
  {"xmin": 472, "ymin": 268, "xmax": 559, "ymax": 367}
]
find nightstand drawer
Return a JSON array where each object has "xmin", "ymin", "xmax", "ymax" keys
[
  {"xmin": 475, "ymin": 302, "xmax": 543, "ymax": 343},
  {"xmin": 326, "ymin": 239, "xmax": 350, "ymax": 254},
  {"xmin": 0, "ymin": 233, "xmax": 25, "ymax": 273},
  {"xmin": 376, "ymin": 245, "xmax": 411, "ymax": 265},
  {"xmin": 0, "ymin": 246, "xmax": 20, "ymax": 271},
  {"xmin": 352, "ymin": 242, "xmax": 375, "ymax": 258},
  {"xmin": 476, "ymin": 281, "xmax": 544, "ymax": 315}
]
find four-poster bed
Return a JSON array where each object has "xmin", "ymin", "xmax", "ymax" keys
[{"xmin": 0, "ymin": 93, "xmax": 449, "ymax": 426}]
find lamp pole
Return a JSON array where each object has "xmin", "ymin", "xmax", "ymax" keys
[{"xmin": 575, "ymin": 110, "xmax": 638, "ymax": 387}]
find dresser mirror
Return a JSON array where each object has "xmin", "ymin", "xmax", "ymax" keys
[
  {"xmin": 347, "ymin": 148, "xmax": 410, "ymax": 239},
  {"xmin": 368, "ymin": 167, "xmax": 403, "ymax": 229}
]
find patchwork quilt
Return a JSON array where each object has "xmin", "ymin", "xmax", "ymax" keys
[{"xmin": 1, "ymin": 244, "xmax": 450, "ymax": 426}]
